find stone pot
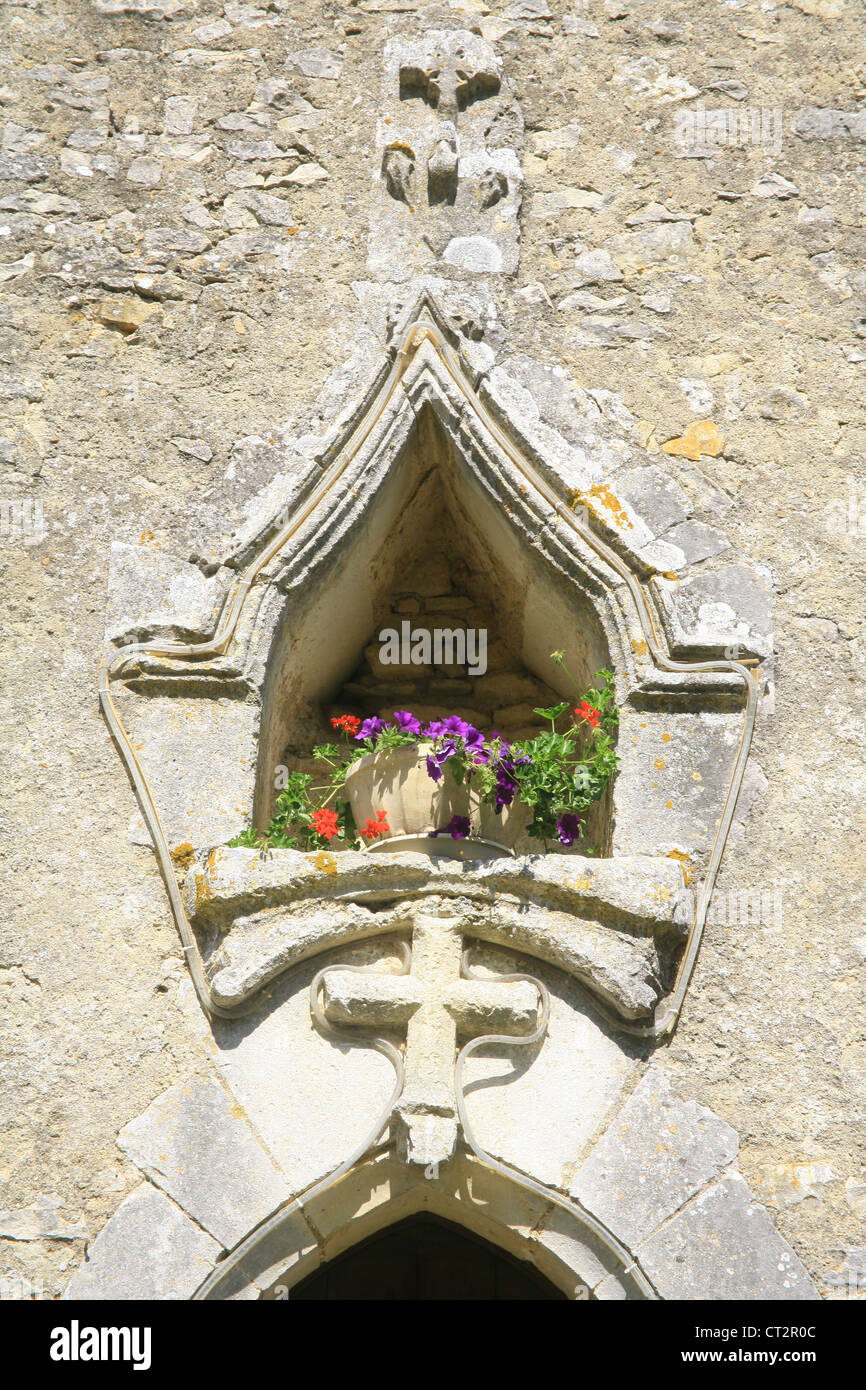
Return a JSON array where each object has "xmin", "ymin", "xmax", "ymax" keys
[{"xmin": 343, "ymin": 744, "xmax": 531, "ymax": 857}]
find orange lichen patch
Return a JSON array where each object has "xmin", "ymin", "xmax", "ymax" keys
[
  {"xmin": 139, "ymin": 528, "xmax": 156, "ymax": 544},
  {"xmin": 313, "ymin": 851, "xmax": 337, "ymax": 876},
  {"xmin": 631, "ymin": 637, "xmax": 648, "ymax": 657},
  {"xmin": 651, "ymin": 883, "xmax": 672, "ymax": 904},
  {"xmin": 662, "ymin": 419, "xmax": 725, "ymax": 460},
  {"xmin": 665, "ymin": 799, "xmax": 673, "ymax": 809},
  {"xmin": 193, "ymin": 872, "xmax": 212, "ymax": 911},
  {"xmin": 691, "ymin": 771, "xmax": 702, "ymax": 782},
  {"xmin": 568, "ymin": 875, "xmax": 593, "ymax": 892},
  {"xmin": 385, "ymin": 139, "xmax": 415, "ymax": 157},
  {"xmin": 667, "ymin": 849, "xmax": 694, "ymax": 885},
  {"xmin": 171, "ymin": 842, "xmax": 195, "ymax": 871},
  {"xmin": 587, "ymin": 482, "xmax": 633, "ymax": 529},
  {"xmin": 661, "ymin": 733, "xmax": 671, "ymax": 742},
  {"xmin": 570, "ymin": 483, "xmax": 633, "ymax": 530},
  {"xmin": 654, "ymin": 757, "xmax": 666, "ymax": 769}
]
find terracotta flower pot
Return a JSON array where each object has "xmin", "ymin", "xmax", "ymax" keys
[{"xmin": 343, "ymin": 744, "xmax": 531, "ymax": 857}]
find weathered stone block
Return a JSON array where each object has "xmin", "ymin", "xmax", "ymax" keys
[
  {"xmin": 657, "ymin": 564, "xmax": 774, "ymax": 659},
  {"xmin": 117, "ymin": 1076, "xmax": 291, "ymax": 1249},
  {"xmin": 64, "ymin": 1184, "xmax": 220, "ymax": 1300},
  {"xmin": 637, "ymin": 1174, "xmax": 820, "ymax": 1300},
  {"xmin": 106, "ymin": 541, "xmax": 229, "ymax": 645},
  {"xmin": 570, "ymin": 1066, "xmax": 739, "ymax": 1248}
]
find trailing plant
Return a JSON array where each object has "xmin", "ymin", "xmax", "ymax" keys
[{"xmin": 227, "ymin": 655, "xmax": 619, "ymax": 853}]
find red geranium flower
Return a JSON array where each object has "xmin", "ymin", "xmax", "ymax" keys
[
  {"xmin": 331, "ymin": 714, "xmax": 361, "ymax": 736},
  {"xmin": 575, "ymin": 700, "xmax": 601, "ymax": 730},
  {"xmin": 309, "ymin": 807, "xmax": 340, "ymax": 840},
  {"xmin": 361, "ymin": 811, "xmax": 390, "ymax": 840}
]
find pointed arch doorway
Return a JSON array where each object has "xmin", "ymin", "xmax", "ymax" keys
[{"xmin": 289, "ymin": 1213, "xmax": 568, "ymax": 1301}]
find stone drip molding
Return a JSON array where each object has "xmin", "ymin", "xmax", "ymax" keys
[{"xmin": 101, "ymin": 289, "xmax": 771, "ymax": 1040}]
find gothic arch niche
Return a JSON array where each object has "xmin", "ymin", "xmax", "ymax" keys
[
  {"xmin": 254, "ymin": 397, "xmax": 613, "ymax": 849},
  {"xmin": 196, "ymin": 1151, "xmax": 625, "ymax": 1301}
]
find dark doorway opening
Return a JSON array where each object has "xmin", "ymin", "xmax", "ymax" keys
[{"xmin": 290, "ymin": 1213, "xmax": 568, "ymax": 1300}]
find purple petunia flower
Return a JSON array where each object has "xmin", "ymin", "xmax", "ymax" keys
[
  {"xmin": 556, "ymin": 812, "xmax": 582, "ymax": 846},
  {"xmin": 493, "ymin": 771, "xmax": 517, "ymax": 813},
  {"xmin": 428, "ymin": 814, "xmax": 472, "ymax": 841},
  {"xmin": 488, "ymin": 749, "xmax": 533, "ymax": 813},
  {"xmin": 423, "ymin": 718, "xmax": 453, "ymax": 739},
  {"xmin": 355, "ymin": 716, "xmax": 386, "ymax": 744},
  {"xmin": 392, "ymin": 710, "xmax": 422, "ymax": 735},
  {"xmin": 425, "ymin": 740, "xmax": 456, "ymax": 782}
]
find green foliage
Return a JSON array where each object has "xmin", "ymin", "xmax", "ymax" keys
[
  {"xmin": 511, "ymin": 667, "xmax": 619, "ymax": 847},
  {"xmin": 227, "ymin": 770, "xmax": 358, "ymax": 852}
]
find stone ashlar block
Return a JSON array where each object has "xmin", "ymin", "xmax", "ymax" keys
[
  {"xmin": 106, "ymin": 541, "xmax": 229, "ymax": 645},
  {"xmin": 658, "ymin": 563, "xmax": 774, "ymax": 659},
  {"xmin": 394, "ymin": 552, "xmax": 452, "ymax": 597},
  {"xmin": 637, "ymin": 1174, "xmax": 820, "ymax": 1300},
  {"xmin": 64, "ymin": 1184, "xmax": 220, "ymax": 1301},
  {"xmin": 494, "ymin": 702, "xmax": 540, "ymax": 727},
  {"xmin": 117, "ymin": 1076, "xmax": 291, "ymax": 1249},
  {"xmin": 613, "ymin": 464, "xmax": 693, "ymax": 539},
  {"xmin": 570, "ymin": 1066, "xmax": 739, "ymax": 1249}
]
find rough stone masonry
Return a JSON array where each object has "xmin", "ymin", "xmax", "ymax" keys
[{"xmin": 0, "ymin": 0, "xmax": 864, "ymax": 1300}]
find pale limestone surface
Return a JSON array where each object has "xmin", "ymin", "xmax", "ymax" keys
[
  {"xmin": 207, "ymin": 952, "xmax": 399, "ymax": 1198},
  {"xmin": 64, "ymin": 1184, "xmax": 220, "ymax": 1300},
  {"xmin": 116, "ymin": 1075, "xmax": 291, "ymax": 1247},
  {"xmin": 1, "ymin": 0, "xmax": 863, "ymax": 1303}
]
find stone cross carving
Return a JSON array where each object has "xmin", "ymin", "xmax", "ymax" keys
[
  {"xmin": 320, "ymin": 906, "xmax": 539, "ymax": 1169},
  {"xmin": 372, "ymin": 31, "xmax": 524, "ymax": 277},
  {"xmin": 399, "ymin": 38, "xmax": 500, "ymax": 121}
]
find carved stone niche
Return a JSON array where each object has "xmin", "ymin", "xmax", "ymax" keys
[{"xmin": 104, "ymin": 294, "xmax": 770, "ymax": 1040}]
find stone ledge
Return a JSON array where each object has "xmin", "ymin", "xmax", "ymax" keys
[
  {"xmin": 185, "ymin": 846, "xmax": 688, "ymax": 932},
  {"xmin": 655, "ymin": 564, "xmax": 774, "ymax": 661},
  {"xmin": 106, "ymin": 541, "xmax": 231, "ymax": 646}
]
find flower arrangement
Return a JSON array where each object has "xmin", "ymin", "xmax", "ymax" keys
[{"xmin": 228, "ymin": 655, "xmax": 618, "ymax": 854}]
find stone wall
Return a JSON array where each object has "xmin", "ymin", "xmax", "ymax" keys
[
  {"xmin": 1, "ymin": 0, "xmax": 864, "ymax": 1299},
  {"xmin": 329, "ymin": 543, "xmax": 562, "ymax": 737}
]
